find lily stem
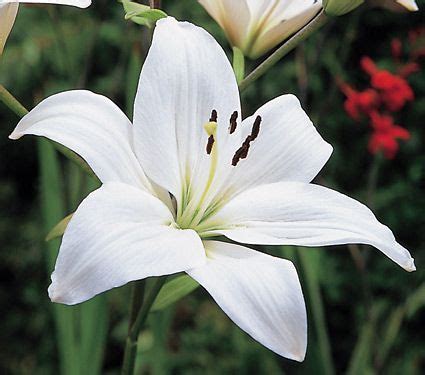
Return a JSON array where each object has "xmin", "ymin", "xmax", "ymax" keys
[
  {"xmin": 239, "ymin": 10, "xmax": 329, "ymax": 92},
  {"xmin": 0, "ymin": 84, "xmax": 28, "ymax": 118},
  {"xmin": 0, "ymin": 84, "xmax": 97, "ymax": 180},
  {"xmin": 232, "ymin": 47, "xmax": 245, "ymax": 84},
  {"xmin": 121, "ymin": 276, "xmax": 167, "ymax": 375}
]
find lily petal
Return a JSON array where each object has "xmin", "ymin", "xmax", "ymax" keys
[
  {"xmin": 0, "ymin": 0, "xmax": 91, "ymax": 8},
  {"xmin": 396, "ymin": 0, "xmax": 419, "ymax": 11},
  {"xmin": 250, "ymin": 1, "xmax": 322, "ymax": 58},
  {"xmin": 212, "ymin": 182, "xmax": 415, "ymax": 272},
  {"xmin": 198, "ymin": 0, "xmax": 251, "ymax": 48},
  {"xmin": 226, "ymin": 95, "xmax": 332, "ymax": 195},
  {"xmin": 0, "ymin": 3, "xmax": 18, "ymax": 55},
  {"xmin": 187, "ymin": 240, "xmax": 307, "ymax": 361},
  {"xmin": 49, "ymin": 182, "xmax": 206, "ymax": 305},
  {"xmin": 10, "ymin": 90, "xmax": 151, "ymax": 190},
  {"xmin": 133, "ymin": 17, "xmax": 241, "ymax": 203}
]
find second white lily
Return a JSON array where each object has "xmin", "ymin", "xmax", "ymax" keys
[
  {"xmin": 10, "ymin": 17, "xmax": 415, "ymax": 361},
  {"xmin": 199, "ymin": 0, "xmax": 323, "ymax": 59}
]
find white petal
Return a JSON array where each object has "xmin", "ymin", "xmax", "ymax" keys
[
  {"xmin": 226, "ymin": 95, "xmax": 332, "ymax": 195},
  {"xmin": 250, "ymin": 1, "xmax": 322, "ymax": 58},
  {"xmin": 0, "ymin": 3, "xmax": 18, "ymax": 54},
  {"xmin": 396, "ymin": 0, "xmax": 419, "ymax": 11},
  {"xmin": 0, "ymin": 0, "xmax": 91, "ymax": 8},
  {"xmin": 10, "ymin": 90, "xmax": 152, "ymax": 190},
  {"xmin": 212, "ymin": 182, "xmax": 415, "ymax": 272},
  {"xmin": 49, "ymin": 182, "xmax": 206, "ymax": 305},
  {"xmin": 133, "ymin": 17, "xmax": 241, "ymax": 202},
  {"xmin": 187, "ymin": 240, "xmax": 307, "ymax": 361},
  {"xmin": 198, "ymin": 0, "xmax": 251, "ymax": 48}
]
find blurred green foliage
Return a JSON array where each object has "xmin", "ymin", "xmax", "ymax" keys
[{"xmin": 0, "ymin": 1, "xmax": 423, "ymax": 374}]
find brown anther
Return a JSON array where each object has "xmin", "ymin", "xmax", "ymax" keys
[
  {"xmin": 210, "ymin": 109, "xmax": 218, "ymax": 122},
  {"xmin": 250, "ymin": 115, "xmax": 261, "ymax": 140},
  {"xmin": 229, "ymin": 111, "xmax": 238, "ymax": 134},
  {"xmin": 231, "ymin": 116, "xmax": 261, "ymax": 166},
  {"xmin": 239, "ymin": 143, "xmax": 250, "ymax": 159},
  {"xmin": 231, "ymin": 148, "xmax": 242, "ymax": 166},
  {"xmin": 206, "ymin": 135, "xmax": 215, "ymax": 155},
  {"xmin": 231, "ymin": 136, "xmax": 251, "ymax": 166}
]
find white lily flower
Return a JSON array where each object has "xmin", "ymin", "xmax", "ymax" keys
[
  {"xmin": 10, "ymin": 17, "xmax": 415, "ymax": 361},
  {"xmin": 198, "ymin": 0, "xmax": 323, "ymax": 59},
  {"xmin": 0, "ymin": 0, "xmax": 90, "ymax": 54}
]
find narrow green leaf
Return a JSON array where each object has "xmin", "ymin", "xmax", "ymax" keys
[
  {"xmin": 45, "ymin": 213, "xmax": 73, "ymax": 241},
  {"xmin": 80, "ymin": 295, "xmax": 109, "ymax": 375},
  {"xmin": 38, "ymin": 140, "xmax": 79, "ymax": 375},
  {"xmin": 405, "ymin": 283, "xmax": 425, "ymax": 317},
  {"xmin": 346, "ymin": 302, "xmax": 386, "ymax": 375},
  {"xmin": 151, "ymin": 275, "xmax": 199, "ymax": 312},
  {"xmin": 376, "ymin": 283, "xmax": 425, "ymax": 367},
  {"xmin": 298, "ymin": 249, "xmax": 335, "ymax": 375}
]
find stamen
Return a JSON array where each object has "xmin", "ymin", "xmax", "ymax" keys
[
  {"xmin": 210, "ymin": 109, "xmax": 218, "ymax": 122},
  {"xmin": 231, "ymin": 116, "xmax": 262, "ymax": 166},
  {"xmin": 232, "ymin": 137, "xmax": 250, "ymax": 166},
  {"xmin": 206, "ymin": 135, "xmax": 215, "ymax": 155},
  {"xmin": 204, "ymin": 111, "xmax": 218, "ymax": 155},
  {"xmin": 250, "ymin": 115, "xmax": 261, "ymax": 140},
  {"xmin": 229, "ymin": 111, "xmax": 238, "ymax": 134}
]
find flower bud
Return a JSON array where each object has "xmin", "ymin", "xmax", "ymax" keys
[
  {"xmin": 198, "ymin": 0, "xmax": 322, "ymax": 59},
  {"xmin": 323, "ymin": 0, "xmax": 364, "ymax": 15},
  {"xmin": 369, "ymin": 0, "xmax": 419, "ymax": 12},
  {"xmin": 0, "ymin": 3, "xmax": 19, "ymax": 55}
]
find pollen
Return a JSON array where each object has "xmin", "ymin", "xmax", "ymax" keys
[
  {"xmin": 229, "ymin": 111, "xmax": 238, "ymax": 134},
  {"xmin": 206, "ymin": 135, "xmax": 215, "ymax": 155},
  {"xmin": 231, "ymin": 115, "xmax": 262, "ymax": 166},
  {"xmin": 210, "ymin": 109, "xmax": 218, "ymax": 122}
]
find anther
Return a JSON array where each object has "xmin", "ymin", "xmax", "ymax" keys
[
  {"xmin": 229, "ymin": 111, "xmax": 238, "ymax": 134},
  {"xmin": 231, "ymin": 116, "xmax": 262, "ymax": 166},
  {"xmin": 250, "ymin": 115, "xmax": 261, "ymax": 140},
  {"xmin": 231, "ymin": 137, "xmax": 250, "ymax": 166},
  {"xmin": 210, "ymin": 109, "xmax": 218, "ymax": 122},
  {"xmin": 206, "ymin": 135, "xmax": 215, "ymax": 155}
]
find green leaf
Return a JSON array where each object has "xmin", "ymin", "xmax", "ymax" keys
[
  {"xmin": 151, "ymin": 275, "xmax": 199, "ymax": 312},
  {"xmin": 122, "ymin": 0, "xmax": 167, "ymax": 28},
  {"xmin": 45, "ymin": 213, "xmax": 73, "ymax": 241}
]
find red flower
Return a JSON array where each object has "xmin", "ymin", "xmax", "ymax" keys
[
  {"xmin": 339, "ymin": 82, "xmax": 379, "ymax": 120},
  {"xmin": 361, "ymin": 57, "xmax": 414, "ymax": 111},
  {"xmin": 368, "ymin": 112, "xmax": 410, "ymax": 159}
]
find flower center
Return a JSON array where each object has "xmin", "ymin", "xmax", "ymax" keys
[{"xmin": 176, "ymin": 109, "xmax": 261, "ymax": 236}]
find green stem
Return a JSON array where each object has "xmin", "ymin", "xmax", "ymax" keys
[
  {"xmin": 0, "ymin": 84, "xmax": 97, "ymax": 180},
  {"xmin": 121, "ymin": 277, "xmax": 167, "ymax": 375},
  {"xmin": 239, "ymin": 11, "xmax": 329, "ymax": 92},
  {"xmin": 0, "ymin": 84, "xmax": 27, "ymax": 117},
  {"xmin": 232, "ymin": 47, "xmax": 245, "ymax": 84}
]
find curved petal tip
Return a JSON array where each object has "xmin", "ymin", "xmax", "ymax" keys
[{"xmin": 405, "ymin": 257, "xmax": 416, "ymax": 272}]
